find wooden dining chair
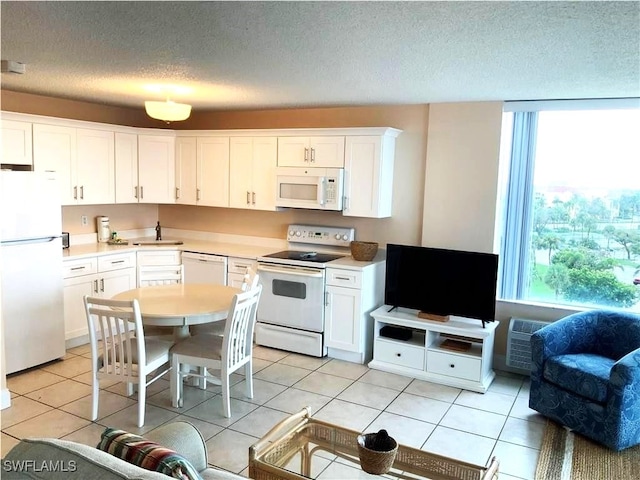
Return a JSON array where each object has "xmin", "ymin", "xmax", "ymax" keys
[
  {"xmin": 190, "ymin": 267, "xmax": 260, "ymax": 337},
  {"xmin": 83, "ymin": 296, "xmax": 172, "ymax": 427},
  {"xmin": 169, "ymin": 284, "xmax": 262, "ymax": 417}
]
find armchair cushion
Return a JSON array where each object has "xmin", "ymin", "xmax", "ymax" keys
[{"xmin": 544, "ymin": 353, "xmax": 615, "ymax": 403}]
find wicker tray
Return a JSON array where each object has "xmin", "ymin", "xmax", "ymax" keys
[{"xmin": 249, "ymin": 407, "xmax": 499, "ymax": 480}]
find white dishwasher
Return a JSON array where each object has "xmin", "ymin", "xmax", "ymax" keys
[{"xmin": 182, "ymin": 252, "xmax": 228, "ymax": 285}]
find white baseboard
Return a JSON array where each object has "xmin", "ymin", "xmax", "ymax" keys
[{"xmin": 1, "ymin": 387, "xmax": 11, "ymax": 410}]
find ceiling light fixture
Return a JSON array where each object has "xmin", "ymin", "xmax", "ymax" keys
[{"xmin": 144, "ymin": 98, "xmax": 192, "ymax": 123}]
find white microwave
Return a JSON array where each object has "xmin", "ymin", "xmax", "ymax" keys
[{"xmin": 275, "ymin": 167, "xmax": 344, "ymax": 211}]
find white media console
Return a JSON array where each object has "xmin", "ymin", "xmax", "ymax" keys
[{"xmin": 369, "ymin": 306, "xmax": 498, "ymax": 393}]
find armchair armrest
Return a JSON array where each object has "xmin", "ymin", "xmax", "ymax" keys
[
  {"xmin": 608, "ymin": 348, "xmax": 640, "ymax": 409},
  {"xmin": 145, "ymin": 421, "xmax": 208, "ymax": 472}
]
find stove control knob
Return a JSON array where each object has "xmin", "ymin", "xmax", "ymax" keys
[
  {"xmin": 342, "ymin": 234, "xmax": 349, "ymax": 241},
  {"xmin": 295, "ymin": 231, "xmax": 301, "ymax": 237},
  {"xmin": 289, "ymin": 230, "xmax": 295, "ymax": 237},
  {"xmin": 334, "ymin": 234, "xmax": 341, "ymax": 240}
]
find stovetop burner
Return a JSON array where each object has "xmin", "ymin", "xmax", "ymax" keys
[{"xmin": 262, "ymin": 250, "xmax": 345, "ymax": 264}]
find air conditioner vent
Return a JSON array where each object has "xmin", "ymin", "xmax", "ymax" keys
[{"xmin": 506, "ymin": 317, "xmax": 550, "ymax": 372}]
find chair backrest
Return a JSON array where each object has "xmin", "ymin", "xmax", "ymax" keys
[
  {"xmin": 222, "ymin": 284, "xmax": 262, "ymax": 372},
  {"xmin": 83, "ymin": 295, "xmax": 145, "ymax": 380},
  {"xmin": 240, "ymin": 267, "xmax": 260, "ymax": 292},
  {"xmin": 138, "ymin": 264, "xmax": 184, "ymax": 287}
]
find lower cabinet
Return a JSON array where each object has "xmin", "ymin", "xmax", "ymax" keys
[
  {"xmin": 136, "ymin": 250, "xmax": 182, "ymax": 286},
  {"xmin": 369, "ymin": 306, "xmax": 498, "ymax": 393},
  {"xmin": 324, "ymin": 262, "xmax": 385, "ymax": 364},
  {"xmin": 63, "ymin": 252, "xmax": 136, "ymax": 344},
  {"xmin": 227, "ymin": 257, "xmax": 257, "ymax": 288}
]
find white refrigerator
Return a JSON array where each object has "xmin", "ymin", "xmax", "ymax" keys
[{"xmin": 1, "ymin": 171, "xmax": 65, "ymax": 374}]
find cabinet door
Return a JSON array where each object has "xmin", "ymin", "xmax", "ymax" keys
[
  {"xmin": 324, "ymin": 285, "xmax": 361, "ymax": 352},
  {"xmin": 76, "ymin": 128, "xmax": 115, "ymax": 205},
  {"xmin": 344, "ymin": 136, "xmax": 393, "ymax": 218},
  {"xmin": 251, "ymin": 137, "xmax": 277, "ymax": 210},
  {"xmin": 198, "ymin": 136, "xmax": 229, "ymax": 207},
  {"xmin": 2, "ymin": 120, "xmax": 32, "ymax": 165},
  {"xmin": 309, "ymin": 136, "xmax": 345, "ymax": 167},
  {"xmin": 277, "ymin": 137, "xmax": 309, "ymax": 166},
  {"xmin": 100, "ymin": 268, "xmax": 136, "ymax": 298},
  {"xmin": 63, "ymin": 274, "xmax": 97, "ymax": 340},
  {"xmin": 229, "ymin": 137, "xmax": 254, "ymax": 208},
  {"xmin": 33, "ymin": 124, "xmax": 76, "ymax": 205},
  {"xmin": 115, "ymin": 132, "xmax": 139, "ymax": 203},
  {"xmin": 175, "ymin": 137, "xmax": 197, "ymax": 205},
  {"xmin": 138, "ymin": 135, "xmax": 176, "ymax": 204}
]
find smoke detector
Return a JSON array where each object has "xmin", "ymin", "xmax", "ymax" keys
[{"xmin": 1, "ymin": 60, "xmax": 26, "ymax": 74}]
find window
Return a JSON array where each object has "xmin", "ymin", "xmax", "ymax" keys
[{"xmin": 499, "ymin": 99, "xmax": 640, "ymax": 312}]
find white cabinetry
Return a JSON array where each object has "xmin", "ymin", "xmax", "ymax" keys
[
  {"xmin": 324, "ymin": 262, "xmax": 385, "ymax": 364},
  {"xmin": 278, "ymin": 136, "xmax": 345, "ymax": 167},
  {"xmin": 176, "ymin": 136, "xmax": 230, "ymax": 207},
  {"xmin": 63, "ymin": 252, "xmax": 136, "ymax": 344},
  {"xmin": 1, "ymin": 119, "xmax": 32, "ymax": 165},
  {"xmin": 136, "ymin": 250, "xmax": 181, "ymax": 287},
  {"xmin": 115, "ymin": 132, "xmax": 139, "ymax": 203},
  {"xmin": 229, "ymin": 137, "xmax": 277, "ymax": 210},
  {"xmin": 137, "ymin": 134, "xmax": 176, "ymax": 203},
  {"xmin": 369, "ymin": 306, "xmax": 498, "ymax": 393},
  {"xmin": 343, "ymin": 133, "xmax": 398, "ymax": 218},
  {"xmin": 227, "ymin": 257, "xmax": 258, "ymax": 288},
  {"xmin": 33, "ymin": 124, "xmax": 114, "ymax": 205}
]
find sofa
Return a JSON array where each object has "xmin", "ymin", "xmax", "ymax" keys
[
  {"xmin": 529, "ymin": 309, "xmax": 640, "ymax": 451},
  {"xmin": 1, "ymin": 421, "xmax": 244, "ymax": 480}
]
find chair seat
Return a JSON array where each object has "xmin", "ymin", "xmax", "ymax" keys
[
  {"xmin": 544, "ymin": 353, "xmax": 615, "ymax": 403},
  {"xmin": 99, "ymin": 338, "xmax": 173, "ymax": 368},
  {"xmin": 170, "ymin": 334, "xmax": 223, "ymax": 361}
]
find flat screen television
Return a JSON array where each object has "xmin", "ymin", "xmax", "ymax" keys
[{"xmin": 384, "ymin": 244, "xmax": 499, "ymax": 325}]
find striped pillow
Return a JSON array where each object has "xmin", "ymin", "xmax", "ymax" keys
[{"xmin": 97, "ymin": 428, "xmax": 203, "ymax": 480}]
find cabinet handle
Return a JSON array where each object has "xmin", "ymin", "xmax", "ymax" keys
[
  {"xmin": 100, "ymin": 278, "xmax": 105, "ymax": 292},
  {"xmin": 246, "ymin": 191, "xmax": 251, "ymax": 205},
  {"xmin": 93, "ymin": 279, "xmax": 98, "ymax": 293},
  {"xmin": 134, "ymin": 186, "xmax": 138, "ymax": 199},
  {"xmin": 197, "ymin": 188, "xmax": 201, "ymax": 201},
  {"xmin": 80, "ymin": 186, "xmax": 84, "ymax": 199},
  {"xmin": 176, "ymin": 187, "xmax": 180, "ymax": 199},
  {"xmin": 140, "ymin": 186, "xmax": 144, "ymax": 199},
  {"xmin": 70, "ymin": 266, "xmax": 85, "ymax": 271},
  {"xmin": 449, "ymin": 364, "xmax": 455, "ymax": 368},
  {"xmin": 324, "ymin": 291, "xmax": 329, "ymax": 306},
  {"xmin": 73, "ymin": 186, "xmax": 78, "ymax": 199},
  {"xmin": 396, "ymin": 353, "xmax": 402, "ymax": 357},
  {"xmin": 110, "ymin": 260, "xmax": 125, "ymax": 265},
  {"xmin": 343, "ymin": 195, "xmax": 349, "ymax": 210},
  {"xmin": 335, "ymin": 276, "xmax": 351, "ymax": 281},
  {"xmin": 304, "ymin": 147, "xmax": 309, "ymax": 162},
  {"xmin": 252, "ymin": 192, "xmax": 256, "ymax": 205},
  {"xmin": 310, "ymin": 147, "xmax": 315, "ymax": 163}
]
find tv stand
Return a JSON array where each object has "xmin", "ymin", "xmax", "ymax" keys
[{"xmin": 369, "ymin": 306, "xmax": 498, "ymax": 393}]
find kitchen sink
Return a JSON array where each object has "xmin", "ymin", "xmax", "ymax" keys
[{"xmin": 132, "ymin": 240, "xmax": 184, "ymax": 246}]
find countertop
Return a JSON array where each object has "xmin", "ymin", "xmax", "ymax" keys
[{"xmin": 62, "ymin": 237, "xmax": 385, "ymax": 270}]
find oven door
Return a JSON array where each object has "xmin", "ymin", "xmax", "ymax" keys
[{"xmin": 257, "ymin": 263, "xmax": 325, "ymax": 332}]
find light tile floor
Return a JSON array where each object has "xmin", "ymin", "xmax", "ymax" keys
[{"xmin": 1, "ymin": 344, "xmax": 544, "ymax": 479}]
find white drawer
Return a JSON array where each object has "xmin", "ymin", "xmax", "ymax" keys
[
  {"xmin": 137, "ymin": 250, "xmax": 181, "ymax": 266},
  {"xmin": 375, "ymin": 338, "xmax": 424, "ymax": 370},
  {"xmin": 98, "ymin": 253, "xmax": 135, "ymax": 272},
  {"xmin": 63, "ymin": 257, "xmax": 98, "ymax": 278},
  {"xmin": 427, "ymin": 351, "xmax": 481, "ymax": 382},
  {"xmin": 228, "ymin": 257, "xmax": 256, "ymax": 274},
  {"xmin": 326, "ymin": 268, "xmax": 362, "ymax": 288}
]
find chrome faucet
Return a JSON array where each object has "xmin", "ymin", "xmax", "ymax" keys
[{"xmin": 155, "ymin": 221, "xmax": 162, "ymax": 241}]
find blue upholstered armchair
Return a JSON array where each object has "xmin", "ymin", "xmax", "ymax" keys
[{"xmin": 529, "ymin": 309, "xmax": 640, "ymax": 451}]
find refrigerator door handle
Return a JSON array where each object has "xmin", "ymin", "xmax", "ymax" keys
[{"xmin": 1, "ymin": 236, "xmax": 60, "ymax": 246}]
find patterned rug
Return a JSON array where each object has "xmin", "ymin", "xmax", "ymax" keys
[{"xmin": 535, "ymin": 420, "xmax": 640, "ymax": 480}]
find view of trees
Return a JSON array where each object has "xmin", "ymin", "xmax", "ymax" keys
[{"xmin": 528, "ymin": 191, "xmax": 640, "ymax": 309}]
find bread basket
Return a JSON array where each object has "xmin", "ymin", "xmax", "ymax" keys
[{"xmin": 350, "ymin": 241, "xmax": 379, "ymax": 261}]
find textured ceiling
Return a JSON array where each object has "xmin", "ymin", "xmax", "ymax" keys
[{"xmin": 1, "ymin": 1, "xmax": 639, "ymax": 111}]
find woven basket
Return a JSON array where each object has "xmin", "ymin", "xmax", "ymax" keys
[
  {"xmin": 350, "ymin": 241, "xmax": 379, "ymax": 261},
  {"xmin": 357, "ymin": 433, "xmax": 398, "ymax": 474}
]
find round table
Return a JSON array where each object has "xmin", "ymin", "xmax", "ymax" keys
[{"xmin": 112, "ymin": 283, "xmax": 241, "ymax": 339}]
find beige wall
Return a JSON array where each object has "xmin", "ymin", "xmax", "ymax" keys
[{"xmin": 62, "ymin": 204, "xmax": 159, "ymax": 235}]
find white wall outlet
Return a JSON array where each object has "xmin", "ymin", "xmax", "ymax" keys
[{"xmin": 81, "ymin": 215, "xmax": 88, "ymax": 226}]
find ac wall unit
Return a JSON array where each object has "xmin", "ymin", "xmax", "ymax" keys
[{"xmin": 506, "ymin": 317, "xmax": 550, "ymax": 372}]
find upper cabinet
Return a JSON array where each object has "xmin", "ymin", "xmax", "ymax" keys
[
  {"xmin": 1, "ymin": 120, "xmax": 33, "ymax": 166},
  {"xmin": 33, "ymin": 124, "xmax": 115, "ymax": 205},
  {"xmin": 115, "ymin": 132, "xmax": 139, "ymax": 203},
  {"xmin": 278, "ymin": 136, "xmax": 345, "ymax": 168},
  {"xmin": 229, "ymin": 136, "xmax": 277, "ymax": 210},
  {"xmin": 176, "ymin": 136, "xmax": 230, "ymax": 207},
  {"xmin": 137, "ymin": 134, "xmax": 176, "ymax": 204},
  {"xmin": 343, "ymin": 132, "xmax": 399, "ymax": 218}
]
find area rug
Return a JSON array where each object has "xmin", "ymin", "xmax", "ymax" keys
[{"xmin": 535, "ymin": 420, "xmax": 640, "ymax": 480}]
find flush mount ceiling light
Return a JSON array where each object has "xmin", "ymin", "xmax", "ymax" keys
[{"xmin": 144, "ymin": 98, "xmax": 192, "ymax": 123}]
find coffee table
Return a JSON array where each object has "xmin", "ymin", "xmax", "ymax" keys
[{"xmin": 250, "ymin": 407, "xmax": 499, "ymax": 480}]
